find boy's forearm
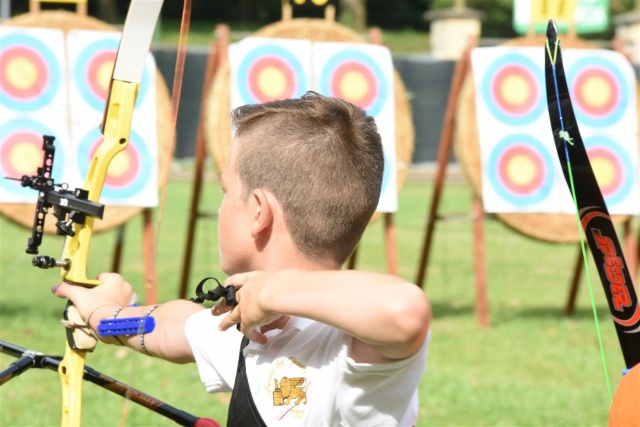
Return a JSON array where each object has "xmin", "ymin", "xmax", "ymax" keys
[
  {"xmin": 89, "ymin": 300, "xmax": 205, "ymax": 363},
  {"xmin": 264, "ymin": 270, "xmax": 431, "ymax": 359}
]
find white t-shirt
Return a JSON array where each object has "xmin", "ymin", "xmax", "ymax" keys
[{"xmin": 185, "ymin": 310, "xmax": 429, "ymax": 426}]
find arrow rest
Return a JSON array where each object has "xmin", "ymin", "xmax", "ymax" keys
[{"xmin": 190, "ymin": 277, "xmax": 237, "ymax": 307}]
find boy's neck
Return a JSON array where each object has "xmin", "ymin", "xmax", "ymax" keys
[{"xmin": 259, "ymin": 249, "xmax": 342, "ymax": 272}]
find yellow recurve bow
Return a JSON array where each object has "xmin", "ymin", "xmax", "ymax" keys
[{"xmin": 30, "ymin": 2, "xmax": 164, "ymax": 424}]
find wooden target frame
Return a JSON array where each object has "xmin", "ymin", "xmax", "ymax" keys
[
  {"xmin": 177, "ymin": 18, "xmax": 415, "ymax": 297},
  {"xmin": 0, "ymin": 11, "xmax": 173, "ymax": 234},
  {"xmin": 454, "ymin": 35, "xmax": 637, "ymax": 244}
]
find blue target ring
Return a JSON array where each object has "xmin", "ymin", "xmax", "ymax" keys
[
  {"xmin": 319, "ymin": 50, "xmax": 388, "ymax": 117},
  {"xmin": 583, "ymin": 135, "xmax": 634, "ymax": 206},
  {"xmin": 381, "ymin": 146, "xmax": 391, "ymax": 194},
  {"xmin": 0, "ymin": 119, "xmax": 65, "ymax": 196},
  {"xmin": 0, "ymin": 33, "xmax": 61, "ymax": 111},
  {"xmin": 482, "ymin": 53, "xmax": 545, "ymax": 125},
  {"xmin": 237, "ymin": 45, "xmax": 307, "ymax": 104},
  {"xmin": 77, "ymin": 127, "xmax": 151, "ymax": 200},
  {"xmin": 74, "ymin": 38, "xmax": 150, "ymax": 111},
  {"xmin": 567, "ymin": 56, "xmax": 628, "ymax": 128},
  {"xmin": 488, "ymin": 134, "xmax": 554, "ymax": 206}
]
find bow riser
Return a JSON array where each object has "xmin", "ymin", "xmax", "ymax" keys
[
  {"xmin": 61, "ymin": 80, "xmax": 138, "ymax": 286},
  {"xmin": 57, "ymin": 79, "xmax": 139, "ymax": 426}
]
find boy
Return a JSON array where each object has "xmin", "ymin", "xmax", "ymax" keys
[{"xmin": 53, "ymin": 92, "xmax": 431, "ymax": 425}]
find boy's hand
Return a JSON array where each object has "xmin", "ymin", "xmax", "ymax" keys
[
  {"xmin": 52, "ymin": 272, "xmax": 135, "ymax": 321},
  {"xmin": 214, "ymin": 271, "xmax": 284, "ymax": 344}
]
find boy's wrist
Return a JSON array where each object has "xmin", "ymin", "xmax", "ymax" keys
[
  {"xmin": 86, "ymin": 303, "xmax": 121, "ymax": 330},
  {"xmin": 85, "ymin": 303, "xmax": 129, "ymax": 345}
]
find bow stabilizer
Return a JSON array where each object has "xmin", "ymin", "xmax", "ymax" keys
[{"xmin": 544, "ymin": 19, "xmax": 640, "ymax": 370}]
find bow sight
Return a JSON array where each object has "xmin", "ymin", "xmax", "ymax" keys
[{"xmin": 5, "ymin": 135, "xmax": 104, "ymax": 269}]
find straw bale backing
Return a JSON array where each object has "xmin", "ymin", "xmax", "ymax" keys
[
  {"xmin": 0, "ymin": 11, "xmax": 173, "ymax": 233},
  {"xmin": 453, "ymin": 35, "xmax": 637, "ymax": 243}
]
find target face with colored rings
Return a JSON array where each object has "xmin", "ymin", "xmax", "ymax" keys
[
  {"xmin": 319, "ymin": 50, "xmax": 387, "ymax": 117},
  {"xmin": 482, "ymin": 53, "xmax": 545, "ymax": 125},
  {"xmin": 584, "ymin": 135, "xmax": 634, "ymax": 206},
  {"xmin": 0, "ymin": 119, "xmax": 65, "ymax": 196},
  {"xmin": 0, "ymin": 33, "xmax": 61, "ymax": 111},
  {"xmin": 237, "ymin": 45, "xmax": 307, "ymax": 104},
  {"xmin": 74, "ymin": 38, "xmax": 150, "ymax": 111},
  {"xmin": 488, "ymin": 134, "xmax": 554, "ymax": 206},
  {"xmin": 567, "ymin": 57, "xmax": 627, "ymax": 127},
  {"xmin": 77, "ymin": 127, "xmax": 151, "ymax": 200}
]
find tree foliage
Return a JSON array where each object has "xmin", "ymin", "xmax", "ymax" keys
[{"xmin": 8, "ymin": 0, "xmax": 637, "ymax": 37}]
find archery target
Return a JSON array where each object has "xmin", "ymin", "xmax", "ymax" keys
[
  {"xmin": 77, "ymin": 127, "xmax": 153, "ymax": 203},
  {"xmin": 314, "ymin": 41, "xmax": 396, "ymax": 212},
  {"xmin": 481, "ymin": 53, "xmax": 545, "ymax": 125},
  {"xmin": 233, "ymin": 41, "xmax": 309, "ymax": 106},
  {"xmin": 318, "ymin": 50, "xmax": 388, "ymax": 117},
  {"xmin": 584, "ymin": 135, "xmax": 635, "ymax": 207},
  {"xmin": 487, "ymin": 134, "xmax": 555, "ymax": 207},
  {"xmin": 0, "ymin": 30, "xmax": 63, "ymax": 111},
  {"xmin": 0, "ymin": 118, "xmax": 66, "ymax": 199},
  {"xmin": 567, "ymin": 56, "xmax": 627, "ymax": 128},
  {"xmin": 71, "ymin": 36, "xmax": 150, "ymax": 112}
]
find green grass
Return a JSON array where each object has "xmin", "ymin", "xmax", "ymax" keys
[{"xmin": 1, "ymin": 174, "xmax": 637, "ymax": 426}]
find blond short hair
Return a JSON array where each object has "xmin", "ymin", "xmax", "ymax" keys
[{"xmin": 231, "ymin": 92, "xmax": 384, "ymax": 264}]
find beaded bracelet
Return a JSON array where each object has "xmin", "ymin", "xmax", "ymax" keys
[
  {"xmin": 110, "ymin": 306, "xmax": 126, "ymax": 346},
  {"xmin": 139, "ymin": 304, "xmax": 160, "ymax": 354}
]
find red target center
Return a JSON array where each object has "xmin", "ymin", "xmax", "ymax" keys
[
  {"xmin": 0, "ymin": 47, "xmax": 48, "ymax": 100},
  {"xmin": 587, "ymin": 147, "xmax": 621, "ymax": 195},
  {"xmin": 247, "ymin": 56, "xmax": 296, "ymax": 102},
  {"xmin": 492, "ymin": 65, "xmax": 537, "ymax": 115},
  {"xmin": 330, "ymin": 61, "xmax": 376, "ymax": 109},
  {"xmin": 573, "ymin": 68, "xmax": 618, "ymax": 117},
  {"xmin": 498, "ymin": 145, "xmax": 544, "ymax": 194},
  {"xmin": 1, "ymin": 132, "xmax": 43, "ymax": 176}
]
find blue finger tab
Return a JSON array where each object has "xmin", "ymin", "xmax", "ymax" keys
[{"xmin": 97, "ymin": 316, "xmax": 156, "ymax": 336}]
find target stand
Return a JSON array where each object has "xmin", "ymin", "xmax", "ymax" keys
[
  {"xmin": 178, "ymin": 14, "xmax": 415, "ymax": 298},
  {"xmin": 0, "ymin": 10, "xmax": 174, "ymax": 305},
  {"xmin": 417, "ymin": 32, "xmax": 639, "ymax": 327}
]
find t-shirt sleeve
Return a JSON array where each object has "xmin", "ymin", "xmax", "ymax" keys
[
  {"xmin": 184, "ymin": 309, "xmax": 244, "ymax": 393},
  {"xmin": 339, "ymin": 329, "xmax": 431, "ymax": 426}
]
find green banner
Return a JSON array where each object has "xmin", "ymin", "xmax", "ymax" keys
[{"xmin": 513, "ymin": 0, "xmax": 610, "ymax": 35}]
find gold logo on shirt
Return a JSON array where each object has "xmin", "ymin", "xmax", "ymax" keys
[{"xmin": 273, "ymin": 377, "xmax": 307, "ymax": 406}]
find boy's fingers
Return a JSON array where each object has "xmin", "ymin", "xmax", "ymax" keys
[
  {"xmin": 51, "ymin": 282, "xmax": 73, "ymax": 298},
  {"xmin": 218, "ymin": 309, "xmax": 238, "ymax": 331},
  {"xmin": 211, "ymin": 302, "xmax": 233, "ymax": 316}
]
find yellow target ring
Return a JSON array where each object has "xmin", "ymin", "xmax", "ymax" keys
[
  {"xmin": 257, "ymin": 66, "xmax": 287, "ymax": 98},
  {"xmin": 6, "ymin": 57, "xmax": 38, "ymax": 90},
  {"xmin": 506, "ymin": 154, "xmax": 537, "ymax": 186},
  {"xmin": 10, "ymin": 142, "xmax": 41, "ymax": 175}
]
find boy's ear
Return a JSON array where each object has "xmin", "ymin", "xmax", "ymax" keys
[{"xmin": 250, "ymin": 188, "xmax": 273, "ymax": 238}]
